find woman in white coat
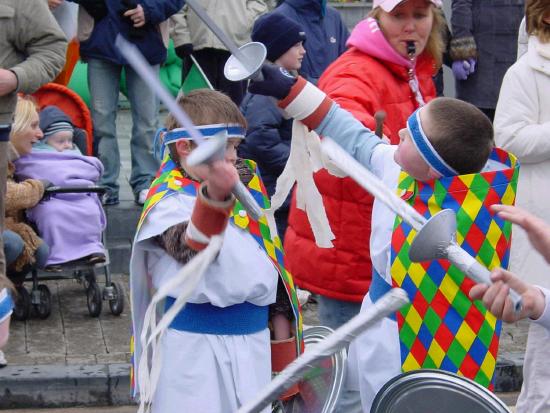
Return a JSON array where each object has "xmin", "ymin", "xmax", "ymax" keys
[{"xmin": 494, "ymin": 1, "xmax": 550, "ymax": 412}]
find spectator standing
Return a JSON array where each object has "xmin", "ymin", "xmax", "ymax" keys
[
  {"xmin": 0, "ymin": 0, "xmax": 66, "ymax": 360},
  {"xmin": 450, "ymin": 0, "xmax": 524, "ymax": 121},
  {"xmin": 239, "ymin": 13, "xmax": 306, "ymax": 240},
  {"xmin": 170, "ymin": 0, "xmax": 268, "ymax": 106},
  {"xmin": 272, "ymin": 0, "xmax": 349, "ymax": 84},
  {"xmin": 494, "ymin": 1, "xmax": 550, "ymax": 411},
  {"xmin": 284, "ymin": 0, "xmax": 444, "ymax": 330},
  {"xmin": 70, "ymin": 0, "xmax": 183, "ymax": 206}
]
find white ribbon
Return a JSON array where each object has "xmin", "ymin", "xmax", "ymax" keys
[{"xmin": 265, "ymin": 120, "xmax": 338, "ymax": 248}]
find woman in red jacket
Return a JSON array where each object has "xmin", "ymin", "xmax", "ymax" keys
[{"xmin": 284, "ymin": 0, "xmax": 446, "ymax": 329}]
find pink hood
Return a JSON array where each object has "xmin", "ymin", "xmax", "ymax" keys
[{"xmin": 346, "ymin": 17, "xmax": 412, "ymax": 69}]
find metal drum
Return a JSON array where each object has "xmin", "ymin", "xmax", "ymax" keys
[
  {"xmin": 371, "ymin": 369, "xmax": 511, "ymax": 413},
  {"xmin": 274, "ymin": 326, "xmax": 347, "ymax": 413}
]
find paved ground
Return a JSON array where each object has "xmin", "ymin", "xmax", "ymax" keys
[{"xmin": 1, "ymin": 108, "xmax": 528, "ymax": 409}]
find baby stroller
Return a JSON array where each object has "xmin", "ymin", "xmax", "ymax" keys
[{"xmin": 9, "ymin": 83, "xmax": 124, "ymax": 320}]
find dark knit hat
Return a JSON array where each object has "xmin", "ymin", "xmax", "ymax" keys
[
  {"xmin": 39, "ymin": 105, "xmax": 74, "ymax": 141},
  {"xmin": 251, "ymin": 13, "xmax": 306, "ymax": 63}
]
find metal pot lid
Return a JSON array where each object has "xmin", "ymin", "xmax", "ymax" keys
[
  {"xmin": 275, "ymin": 326, "xmax": 347, "ymax": 413},
  {"xmin": 371, "ymin": 369, "xmax": 511, "ymax": 413}
]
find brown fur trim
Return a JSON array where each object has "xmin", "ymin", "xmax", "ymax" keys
[
  {"xmin": 450, "ymin": 36, "xmax": 478, "ymax": 61},
  {"xmin": 236, "ymin": 158, "xmax": 254, "ymax": 186},
  {"xmin": 156, "ymin": 222, "xmax": 198, "ymax": 264}
]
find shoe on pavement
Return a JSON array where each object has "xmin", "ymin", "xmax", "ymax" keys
[
  {"xmin": 87, "ymin": 253, "xmax": 106, "ymax": 265},
  {"xmin": 102, "ymin": 193, "xmax": 119, "ymax": 206},
  {"xmin": 136, "ymin": 189, "xmax": 148, "ymax": 206},
  {"xmin": 0, "ymin": 350, "xmax": 7, "ymax": 368}
]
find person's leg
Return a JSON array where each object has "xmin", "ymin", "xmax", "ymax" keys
[
  {"xmin": 213, "ymin": 49, "xmax": 246, "ymax": 106},
  {"xmin": 33, "ymin": 241, "xmax": 50, "ymax": 270},
  {"xmin": 192, "ymin": 48, "xmax": 221, "ymax": 90},
  {"xmin": 88, "ymin": 58, "xmax": 122, "ymax": 204},
  {"xmin": 478, "ymin": 107, "xmax": 495, "ymax": 122},
  {"xmin": 317, "ymin": 295, "xmax": 362, "ymax": 330},
  {"xmin": 0, "ymin": 139, "xmax": 7, "ymax": 280},
  {"xmin": 3, "ymin": 230, "xmax": 24, "ymax": 269},
  {"xmin": 124, "ymin": 64, "xmax": 160, "ymax": 200},
  {"xmin": 515, "ymin": 323, "xmax": 550, "ymax": 413}
]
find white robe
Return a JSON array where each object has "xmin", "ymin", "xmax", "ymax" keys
[{"xmin": 131, "ymin": 193, "xmax": 278, "ymax": 413}]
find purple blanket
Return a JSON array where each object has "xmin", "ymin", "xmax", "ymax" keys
[{"xmin": 15, "ymin": 151, "xmax": 106, "ymax": 265}]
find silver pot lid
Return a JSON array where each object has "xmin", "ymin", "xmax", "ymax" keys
[{"xmin": 371, "ymin": 369, "xmax": 511, "ymax": 413}]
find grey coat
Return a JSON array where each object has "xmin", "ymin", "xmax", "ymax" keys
[
  {"xmin": 0, "ymin": 0, "xmax": 67, "ymax": 126},
  {"xmin": 450, "ymin": 0, "xmax": 524, "ymax": 109}
]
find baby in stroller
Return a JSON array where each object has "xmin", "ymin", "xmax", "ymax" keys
[{"xmin": 15, "ymin": 105, "xmax": 106, "ymax": 271}]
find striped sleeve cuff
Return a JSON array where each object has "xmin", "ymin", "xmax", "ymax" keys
[
  {"xmin": 184, "ymin": 183, "xmax": 235, "ymax": 251},
  {"xmin": 278, "ymin": 76, "xmax": 333, "ymax": 130}
]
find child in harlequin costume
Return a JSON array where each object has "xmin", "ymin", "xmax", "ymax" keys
[
  {"xmin": 247, "ymin": 67, "xmax": 519, "ymax": 411},
  {"xmin": 130, "ymin": 89, "xmax": 302, "ymax": 413}
]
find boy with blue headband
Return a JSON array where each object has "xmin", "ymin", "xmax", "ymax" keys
[
  {"xmin": 249, "ymin": 66, "xmax": 518, "ymax": 410},
  {"xmin": 130, "ymin": 89, "xmax": 302, "ymax": 413}
]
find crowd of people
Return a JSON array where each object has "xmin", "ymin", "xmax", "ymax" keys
[{"xmin": 1, "ymin": 0, "xmax": 550, "ymax": 412}]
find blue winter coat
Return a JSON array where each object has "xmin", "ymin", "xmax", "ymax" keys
[
  {"xmin": 239, "ymin": 93, "xmax": 292, "ymax": 209},
  {"xmin": 76, "ymin": 0, "xmax": 183, "ymax": 65},
  {"xmin": 273, "ymin": 0, "xmax": 349, "ymax": 84},
  {"xmin": 451, "ymin": 0, "xmax": 524, "ymax": 109}
]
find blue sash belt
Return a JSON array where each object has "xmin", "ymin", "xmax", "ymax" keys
[
  {"xmin": 164, "ymin": 297, "xmax": 268, "ymax": 335},
  {"xmin": 369, "ymin": 269, "xmax": 396, "ymax": 320}
]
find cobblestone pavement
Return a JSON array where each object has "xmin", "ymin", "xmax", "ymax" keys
[{"xmin": 4, "ymin": 277, "xmax": 131, "ymax": 366}]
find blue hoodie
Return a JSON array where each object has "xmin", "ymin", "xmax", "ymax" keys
[
  {"xmin": 76, "ymin": 0, "xmax": 183, "ymax": 66},
  {"xmin": 273, "ymin": 0, "xmax": 349, "ymax": 84}
]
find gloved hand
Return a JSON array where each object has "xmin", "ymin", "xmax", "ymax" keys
[
  {"xmin": 39, "ymin": 179, "xmax": 53, "ymax": 191},
  {"xmin": 452, "ymin": 58, "xmax": 477, "ymax": 81},
  {"xmin": 248, "ymin": 64, "xmax": 297, "ymax": 100},
  {"xmin": 175, "ymin": 43, "xmax": 194, "ymax": 60}
]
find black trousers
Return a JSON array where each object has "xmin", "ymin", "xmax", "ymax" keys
[{"xmin": 182, "ymin": 48, "xmax": 247, "ymax": 106}]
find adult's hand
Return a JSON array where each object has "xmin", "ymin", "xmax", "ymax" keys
[
  {"xmin": 124, "ymin": 4, "xmax": 146, "ymax": 28},
  {"xmin": 248, "ymin": 64, "xmax": 297, "ymax": 100},
  {"xmin": 469, "ymin": 268, "xmax": 546, "ymax": 323},
  {"xmin": 0, "ymin": 69, "xmax": 18, "ymax": 97}
]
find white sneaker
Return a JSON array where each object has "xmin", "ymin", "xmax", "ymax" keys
[
  {"xmin": 296, "ymin": 288, "xmax": 312, "ymax": 307},
  {"xmin": 136, "ymin": 189, "xmax": 148, "ymax": 206},
  {"xmin": 0, "ymin": 350, "xmax": 7, "ymax": 368}
]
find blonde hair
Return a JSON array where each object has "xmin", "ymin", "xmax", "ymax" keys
[
  {"xmin": 526, "ymin": 0, "xmax": 550, "ymax": 43},
  {"xmin": 10, "ymin": 96, "xmax": 39, "ymax": 140},
  {"xmin": 369, "ymin": 4, "xmax": 446, "ymax": 69}
]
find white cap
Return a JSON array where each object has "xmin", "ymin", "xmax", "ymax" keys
[{"xmin": 373, "ymin": 0, "xmax": 442, "ymax": 12}]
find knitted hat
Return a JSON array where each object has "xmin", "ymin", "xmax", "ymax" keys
[
  {"xmin": 39, "ymin": 105, "xmax": 75, "ymax": 141},
  {"xmin": 373, "ymin": 0, "xmax": 442, "ymax": 12},
  {"xmin": 43, "ymin": 121, "xmax": 74, "ymax": 139},
  {"xmin": 251, "ymin": 13, "xmax": 306, "ymax": 63}
]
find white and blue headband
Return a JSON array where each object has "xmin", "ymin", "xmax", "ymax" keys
[
  {"xmin": 153, "ymin": 123, "xmax": 246, "ymax": 161},
  {"xmin": 406, "ymin": 108, "xmax": 458, "ymax": 177}
]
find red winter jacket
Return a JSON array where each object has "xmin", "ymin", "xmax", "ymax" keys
[{"xmin": 284, "ymin": 18, "xmax": 437, "ymax": 302}]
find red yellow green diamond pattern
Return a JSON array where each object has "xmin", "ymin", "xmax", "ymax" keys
[{"xmin": 390, "ymin": 148, "xmax": 519, "ymax": 388}]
